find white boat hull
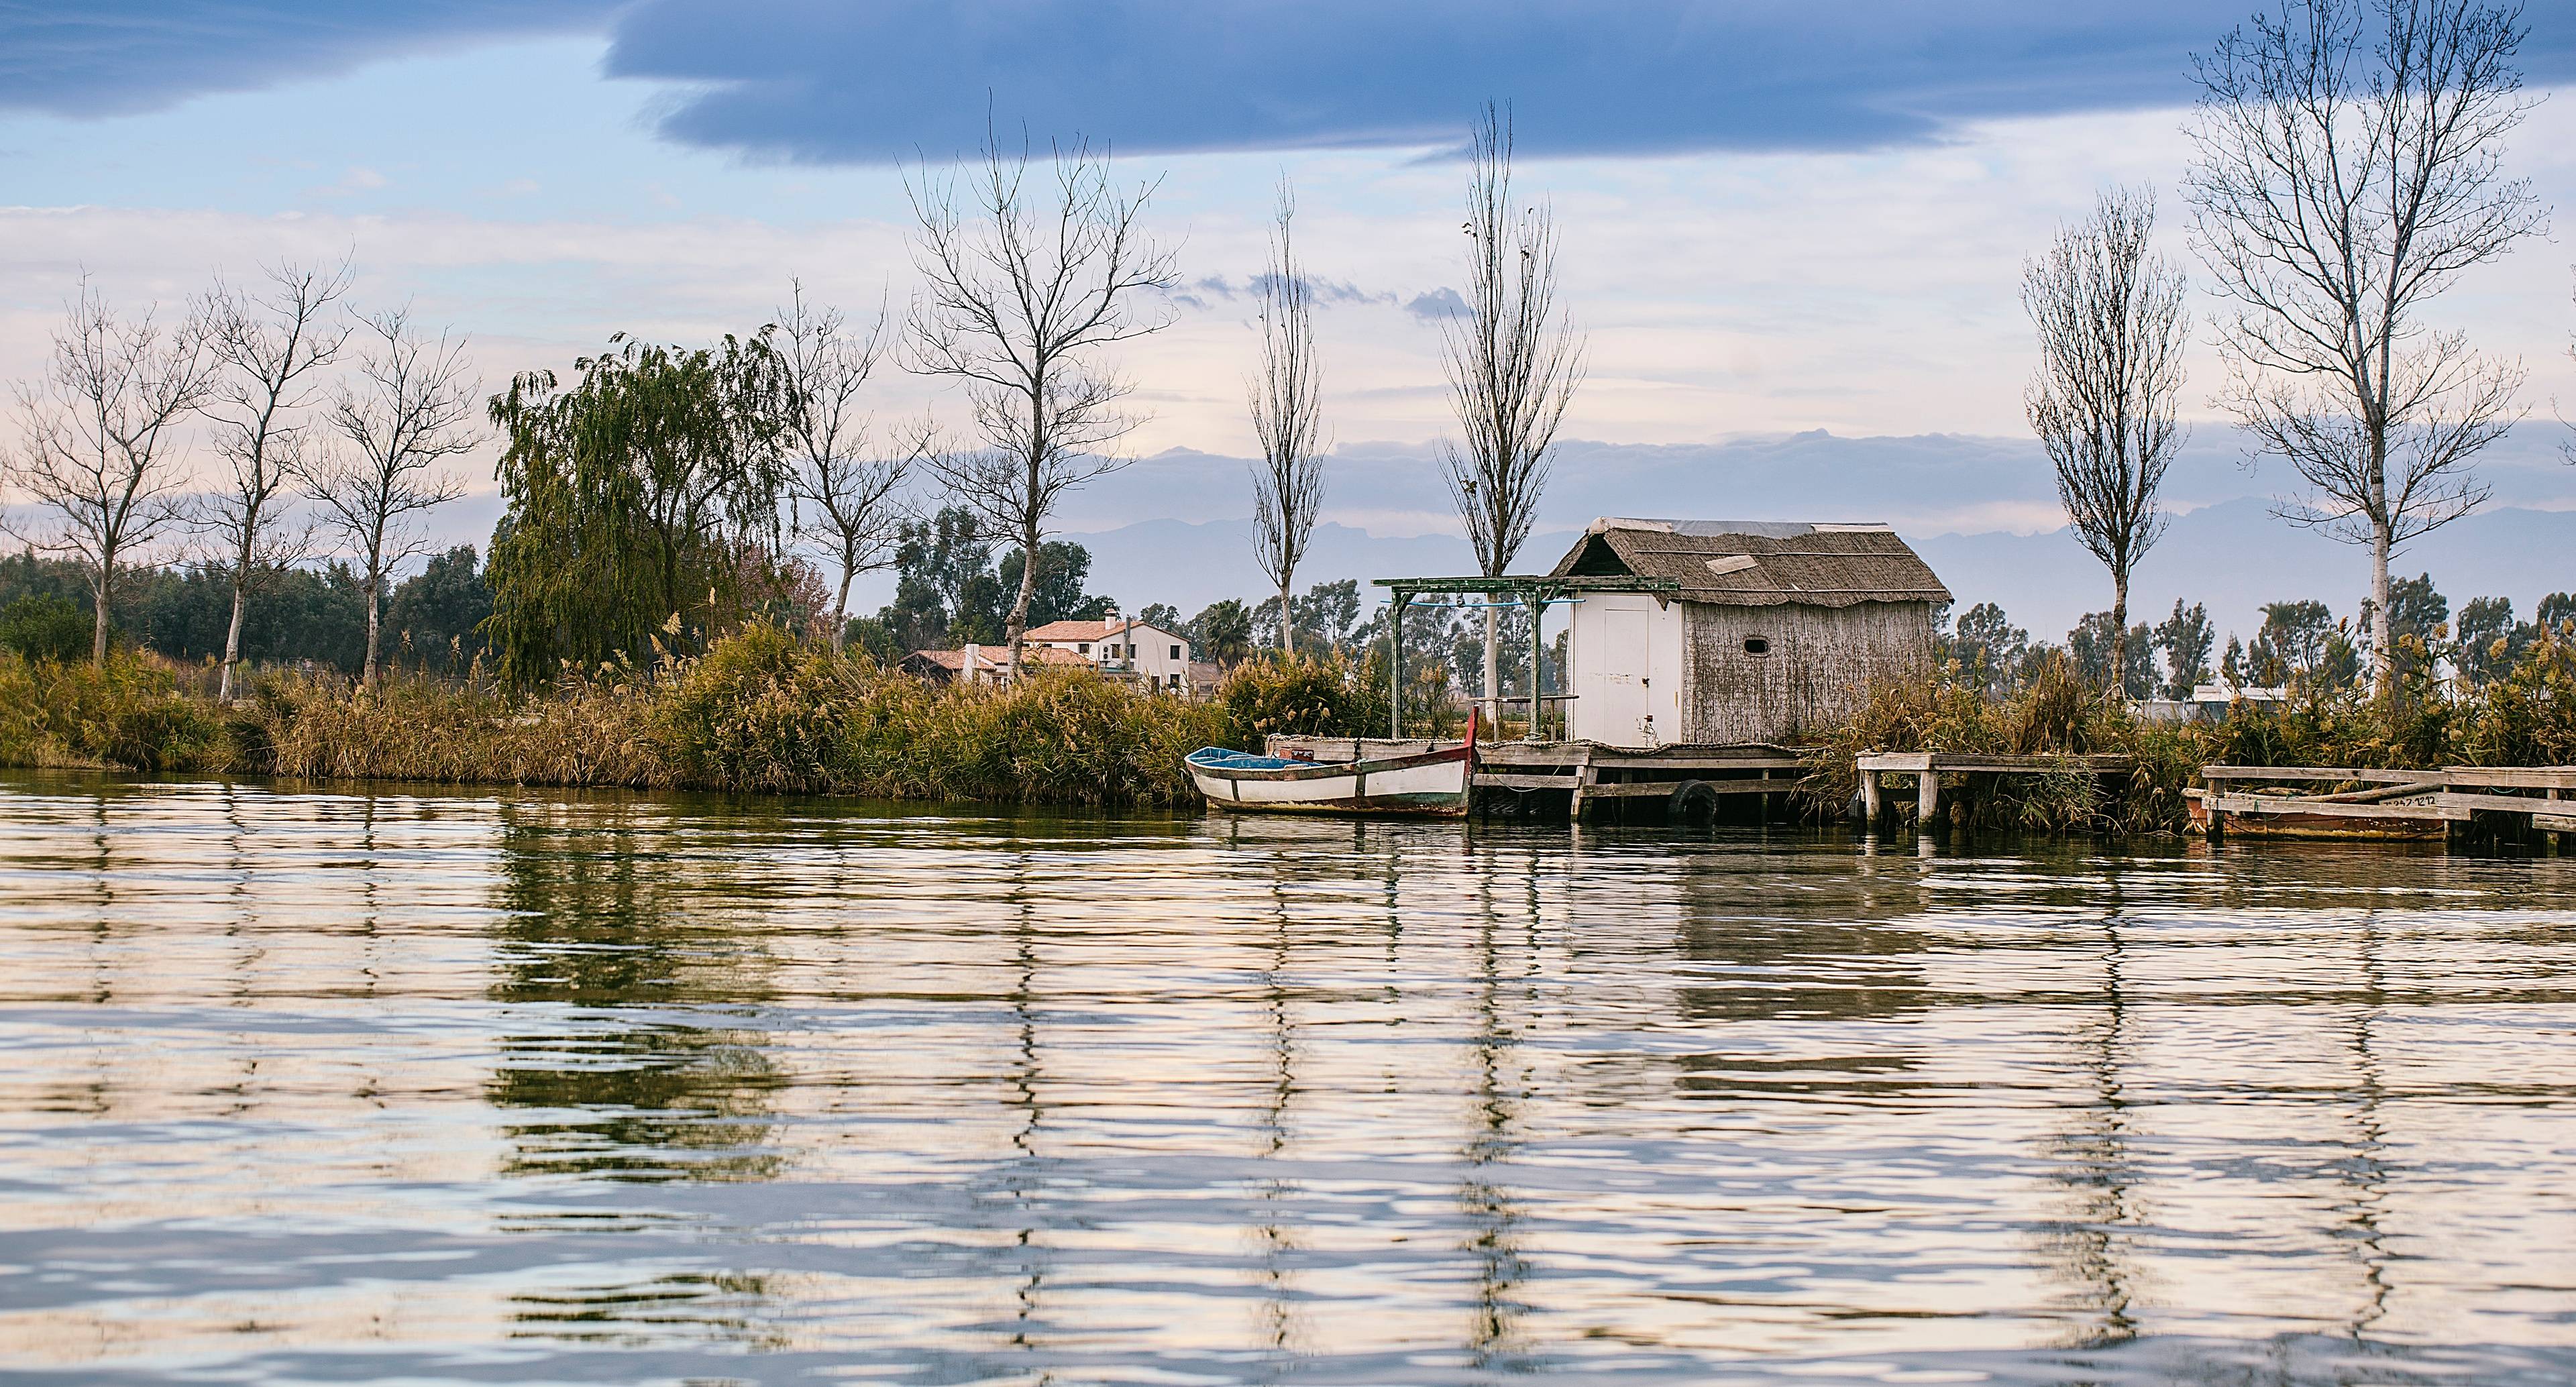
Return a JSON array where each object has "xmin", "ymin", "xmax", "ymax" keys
[{"xmin": 1188, "ymin": 745, "xmax": 1472, "ymax": 816}]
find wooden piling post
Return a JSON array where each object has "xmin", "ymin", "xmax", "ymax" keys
[
  {"xmin": 1919, "ymin": 769, "xmax": 1941, "ymax": 826},
  {"xmin": 1388, "ymin": 591, "xmax": 1407, "ymax": 738},
  {"xmin": 1861, "ymin": 769, "xmax": 1882, "ymax": 826}
]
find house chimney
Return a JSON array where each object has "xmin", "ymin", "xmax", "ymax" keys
[{"xmin": 963, "ymin": 642, "xmax": 981, "ymax": 685}]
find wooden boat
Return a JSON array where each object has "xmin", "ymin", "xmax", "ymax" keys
[{"xmin": 1185, "ymin": 723, "xmax": 1475, "ymax": 817}]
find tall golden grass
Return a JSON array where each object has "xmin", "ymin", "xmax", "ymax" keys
[{"xmin": 0, "ymin": 626, "xmax": 1242, "ymax": 808}]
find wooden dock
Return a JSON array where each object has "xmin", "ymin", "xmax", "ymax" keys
[
  {"xmin": 2192, "ymin": 765, "xmax": 2576, "ymax": 842},
  {"xmin": 1854, "ymin": 751, "xmax": 2134, "ymax": 829},
  {"xmin": 1268, "ymin": 737, "xmax": 1806, "ymax": 822}
]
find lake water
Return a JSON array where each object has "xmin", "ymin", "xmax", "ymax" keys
[{"xmin": 1, "ymin": 773, "xmax": 2572, "ymax": 1386}]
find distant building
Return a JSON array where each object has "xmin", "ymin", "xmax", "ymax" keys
[
  {"xmin": 900, "ymin": 643, "xmax": 1088, "ymax": 687},
  {"xmin": 2137, "ymin": 683, "xmax": 2290, "ymax": 724},
  {"xmin": 1548, "ymin": 518, "xmax": 1951, "ymax": 746},
  {"xmin": 1024, "ymin": 618, "xmax": 1193, "ymax": 693}
]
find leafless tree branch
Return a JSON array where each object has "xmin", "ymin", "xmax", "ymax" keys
[
  {"xmin": 2024, "ymin": 186, "xmax": 2192, "ymax": 695},
  {"xmin": 2184, "ymin": 0, "xmax": 2546, "ymax": 689},
  {"xmin": 195, "ymin": 256, "xmax": 352, "ymax": 698},
  {"xmin": 904, "ymin": 123, "xmax": 1179, "ymax": 672},
  {"xmin": 303, "ymin": 304, "xmax": 476, "ymax": 689},
  {"xmin": 1247, "ymin": 178, "xmax": 1328, "ymax": 657},
  {"xmin": 4, "ymin": 278, "xmax": 215, "ymax": 663},
  {"xmin": 775, "ymin": 280, "xmax": 920, "ymax": 653},
  {"xmin": 1438, "ymin": 101, "xmax": 1585, "ymax": 724}
]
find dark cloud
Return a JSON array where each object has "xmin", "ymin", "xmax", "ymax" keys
[
  {"xmin": 10, "ymin": 1, "xmax": 2571, "ymax": 162},
  {"xmin": 0, "ymin": 1, "xmax": 621, "ymax": 117},
  {"xmin": 1405, "ymin": 288, "xmax": 1468, "ymax": 321},
  {"xmin": 602, "ymin": 0, "xmax": 2576, "ymax": 162}
]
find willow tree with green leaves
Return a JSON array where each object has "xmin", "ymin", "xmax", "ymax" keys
[{"xmin": 484, "ymin": 332, "xmax": 792, "ymax": 684}]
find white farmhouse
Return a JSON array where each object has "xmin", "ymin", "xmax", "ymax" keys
[{"xmin": 1024, "ymin": 618, "xmax": 1194, "ymax": 692}]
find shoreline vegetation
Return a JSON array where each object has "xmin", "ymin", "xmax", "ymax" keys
[{"xmin": 7, "ymin": 619, "xmax": 2571, "ymax": 834}]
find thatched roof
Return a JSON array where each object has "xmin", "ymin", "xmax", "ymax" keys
[{"xmin": 1547, "ymin": 518, "xmax": 1951, "ymax": 608}]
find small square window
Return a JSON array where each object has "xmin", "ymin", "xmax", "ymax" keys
[
  {"xmin": 1077, "ymin": 643, "xmax": 1089, "ymax": 655},
  {"xmin": 1743, "ymin": 636, "xmax": 1770, "ymax": 655},
  {"xmin": 1169, "ymin": 645, "xmax": 1181, "ymax": 660}
]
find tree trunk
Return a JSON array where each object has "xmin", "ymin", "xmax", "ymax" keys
[
  {"xmin": 2368, "ymin": 426, "xmax": 2392, "ymax": 694},
  {"xmin": 363, "ymin": 566, "xmax": 384, "ymax": 691},
  {"xmin": 1279, "ymin": 579, "xmax": 1294, "ymax": 657},
  {"xmin": 2110, "ymin": 573, "xmax": 2129, "ymax": 702},
  {"xmin": 220, "ymin": 575, "xmax": 249, "ymax": 702},
  {"xmin": 2370, "ymin": 523, "xmax": 2393, "ymax": 695},
  {"xmin": 830, "ymin": 561, "xmax": 855, "ymax": 655},
  {"xmin": 89, "ymin": 560, "xmax": 113, "ymax": 666},
  {"xmin": 1482, "ymin": 604, "xmax": 1500, "ymax": 736},
  {"xmin": 1002, "ymin": 521, "xmax": 1039, "ymax": 681}
]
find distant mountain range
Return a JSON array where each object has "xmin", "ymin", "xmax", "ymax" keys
[
  {"xmin": 424, "ymin": 425, "xmax": 2570, "ymax": 649},
  {"xmin": 1013, "ymin": 499, "xmax": 2574, "ymax": 651}
]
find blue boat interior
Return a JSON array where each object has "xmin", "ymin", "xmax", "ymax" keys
[{"xmin": 1185, "ymin": 748, "xmax": 1303, "ymax": 772}]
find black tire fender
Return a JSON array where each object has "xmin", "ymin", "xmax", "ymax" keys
[{"xmin": 1670, "ymin": 779, "xmax": 1719, "ymax": 826}]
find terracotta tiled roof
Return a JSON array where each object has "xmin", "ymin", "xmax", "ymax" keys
[
  {"xmin": 1548, "ymin": 518, "xmax": 1951, "ymax": 608},
  {"xmin": 1024, "ymin": 619, "xmax": 1122, "ymax": 642}
]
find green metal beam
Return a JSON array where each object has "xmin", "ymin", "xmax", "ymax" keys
[{"xmin": 1370, "ymin": 575, "xmax": 1677, "ymax": 596}]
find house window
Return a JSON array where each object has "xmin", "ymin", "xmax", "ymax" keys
[
  {"xmin": 1077, "ymin": 643, "xmax": 1090, "ymax": 655},
  {"xmin": 1126, "ymin": 644, "xmax": 1137, "ymax": 659},
  {"xmin": 1743, "ymin": 636, "xmax": 1770, "ymax": 655},
  {"xmin": 1169, "ymin": 645, "xmax": 1181, "ymax": 660},
  {"xmin": 1169, "ymin": 672, "xmax": 1181, "ymax": 690}
]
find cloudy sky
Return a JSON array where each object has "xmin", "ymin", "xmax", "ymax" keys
[{"xmin": 4, "ymin": 1, "xmax": 2573, "ymax": 631}]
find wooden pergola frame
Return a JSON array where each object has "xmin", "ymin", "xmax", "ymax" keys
[{"xmin": 1371, "ymin": 574, "xmax": 1680, "ymax": 740}]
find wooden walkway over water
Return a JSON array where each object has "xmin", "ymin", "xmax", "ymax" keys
[
  {"xmin": 2191, "ymin": 765, "xmax": 2576, "ymax": 842},
  {"xmin": 1267, "ymin": 734, "xmax": 2576, "ymax": 844}
]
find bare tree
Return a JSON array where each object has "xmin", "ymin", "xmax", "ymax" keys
[
  {"xmin": 2185, "ymin": 0, "xmax": 2546, "ymax": 691},
  {"xmin": 5, "ymin": 281, "xmax": 213, "ymax": 664},
  {"xmin": 906, "ymin": 129, "xmax": 1179, "ymax": 674},
  {"xmin": 1439, "ymin": 103, "xmax": 1584, "ymax": 730},
  {"xmin": 2023, "ymin": 187, "xmax": 2192, "ymax": 697},
  {"xmin": 197, "ymin": 259, "xmax": 352, "ymax": 699},
  {"xmin": 305, "ymin": 307, "xmax": 476, "ymax": 689},
  {"xmin": 1247, "ymin": 178, "xmax": 1328, "ymax": 658},
  {"xmin": 775, "ymin": 281, "xmax": 918, "ymax": 653}
]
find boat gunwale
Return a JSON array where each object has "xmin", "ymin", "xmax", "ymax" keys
[{"xmin": 1185, "ymin": 742, "xmax": 1472, "ymax": 784}]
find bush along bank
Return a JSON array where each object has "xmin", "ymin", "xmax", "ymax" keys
[
  {"xmin": 0, "ymin": 627, "xmax": 1400, "ymax": 810},
  {"xmin": 1798, "ymin": 629, "xmax": 2576, "ymax": 836}
]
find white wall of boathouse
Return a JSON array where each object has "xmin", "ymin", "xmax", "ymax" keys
[{"xmin": 1565, "ymin": 593, "xmax": 1685, "ymax": 747}]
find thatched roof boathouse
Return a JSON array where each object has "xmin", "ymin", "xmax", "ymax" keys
[{"xmin": 1549, "ymin": 518, "xmax": 1951, "ymax": 747}]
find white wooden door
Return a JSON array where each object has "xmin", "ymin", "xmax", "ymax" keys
[{"xmin": 1582, "ymin": 607, "xmax": 1652, "ymax": 746}]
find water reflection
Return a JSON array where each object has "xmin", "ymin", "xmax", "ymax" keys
[{"xmin": 0, "ymin": 776, "xmax": 2573, "ymax": 1385}]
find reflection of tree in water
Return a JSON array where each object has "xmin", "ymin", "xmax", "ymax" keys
[
  {"xmin": 482, "ymin": 799, "xmax": 784, "ymax": 1186},
  {"xmin": 1670, "ymin": 861, "xmax": 1933, "ymax": 1099},
  {"xmin": 1006, "ymin": 866, "xmax": 1045, "ymax": 1355},
  {"xmin": 481, "ymin": 799, "xmax": 790, "ymax": 1349},
  {"xmin": 2339, "ymin": 912, "xmax": 2393, "ymax": 1339},
  {"xmin": 1460, "ymin": 844, "xmax": 1538, "ymax": 1368},
  {"xmin": 504, "ymin": 1268, "xmax": 788, "ymax": 1351},
  {"xmin": 1250, "ymin": 847, "xmax": 1305, "ymax": 1360},
  {"xmin": 2035, "ymin": 869, "xmax": 2143, "ymax": 1348}
]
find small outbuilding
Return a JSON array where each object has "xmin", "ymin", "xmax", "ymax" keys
[{"xmin": 1550, "ymin": 518, "xmax": 1951, "ymax": 747}]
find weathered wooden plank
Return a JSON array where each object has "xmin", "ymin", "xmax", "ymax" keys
[
  {"xmin": 2436, "ymin": 791, "xmax": 2569, "ymax": 816},
  {"xmin": 2442, "ymin": 766, "xmax": 2576, "ymax": 791},
  {"xmin": 1477, "ymin": 742, "xmax": 1802, "ymax": 770},
  {"xmin": 1859, "ymin": 752, "xmax": 2131, "ymax": 774},
  {"xmin": 2536, "ymin": 812, "xmax": 2576, "ymax": 832},
  {"xmin": 2207, "ymin": 793, "xmax": 2461, "ymax": 822},
  {"xmin": 1472, "ymin": 773, "xmax": 1579, "ymax": 791},
  {"xmin": 2200, "ymin": 765, "xmax": 2442, "ymax": 784}
]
